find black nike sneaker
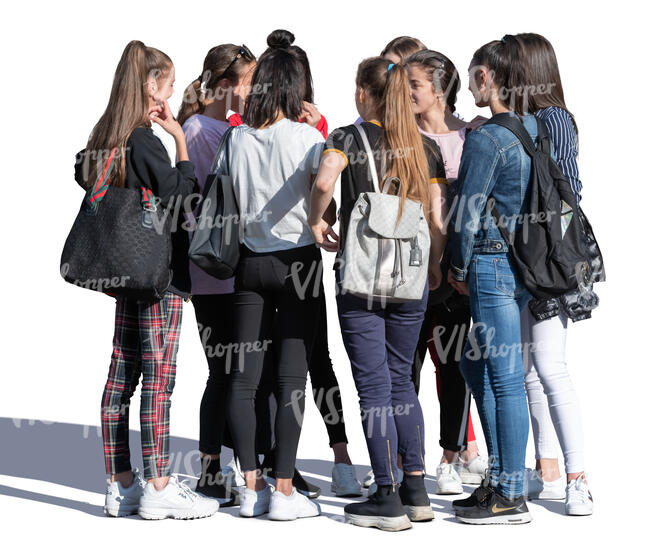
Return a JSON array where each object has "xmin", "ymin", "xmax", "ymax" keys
[
  {"xmin": 452, "ymin": 477, "xmax": 494, "ymax": 509},
  {"xmin": 195, "ymin": 456, "xmax": 240, "ymax": 507},
  {"xmin": 455, "ymin": 489, "xmax": 532, "ymax": 525},
  {"xmin": 398, "ymin": 473, "xmax": 434, "ymax": 522},
  {"xmin": 345, "ymin": 484, "xmax": 412, "ymax": 531}
]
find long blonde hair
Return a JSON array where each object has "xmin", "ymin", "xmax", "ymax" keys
[
  {"xmin": 81, "ymin": 40, "xmax": 172, "ymax": 188},
  {"xmin": 356, "ymin": 57, "xmax": 435, "ymax": 226}
]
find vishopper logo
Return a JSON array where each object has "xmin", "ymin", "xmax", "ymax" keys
[
  {"xmin": 325, "ymin": 128, "xmax": 417, "ymax": 178},
  {"xmin": 75, "ymin": 147, "xmax": 130, "ymax": 185},
  {"xmin": 444, "ymin": 192, "xmax": 557, "ymax": 245},
  {"xmin": 283, "ymin": 387, "xmax": 346, "ymax": 427},
  {"xmin": 464, "ymin": 321, "xmax": 526, "ymax": 367},
  {"xmin": 361, "ymin": 403, "xmax": 416, "ymax": 439},
  {"xmin": 60, "ymin": 262, "xmax": 131, "ymax": 292},
  {"xmin": 134, "ymin": 192, "xmax": 273, "ymax": 237},
  {"xmin": 185, "ymin": 75, "xmax": 273, "ymax": 116},
  {"xmin": 196, "ymin": 320, "xmax": 273, "ymax": 374},
  {"xmin": 283, "ymin": 388, "xmax": 414, "ymax": 438},
  {"xmin": 468, "ymin": 64, "xmax": 558, "ymax": 114}
]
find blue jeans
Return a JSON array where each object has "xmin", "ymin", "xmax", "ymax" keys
[
  {"xmin": 336, "ymin": 284, "xmax": 428, "ymax": 487},
  {"xmin": 460, "ymin": 253, "xmax": 531, "ymax": 499}
]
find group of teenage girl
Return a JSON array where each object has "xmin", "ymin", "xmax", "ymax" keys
[{"xmin": 74, "ymin": 29, "xmax": 594, "ymax": 529}]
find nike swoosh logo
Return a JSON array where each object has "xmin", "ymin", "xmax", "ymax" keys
[{"xmin": 492, "ymin": 504, "xmax": 517, "ymax": 513}]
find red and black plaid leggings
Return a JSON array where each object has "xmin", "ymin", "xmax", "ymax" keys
[{"xmin": 101, "ymin": 291, "xmax": 183, "ymax": 480}]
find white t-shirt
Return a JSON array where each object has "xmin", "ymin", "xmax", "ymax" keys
[{"xmin": 214, "ymin": 118, "xmax": 324, "ymax": 253}]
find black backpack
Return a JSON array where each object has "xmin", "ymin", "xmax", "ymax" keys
[{"xmin": 487, "ymin": 113, "xmax": 589, "ymax": 300}]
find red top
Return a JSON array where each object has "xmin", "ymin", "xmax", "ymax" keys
[{"xmin": 228, "ymin": 113, "xmax": 328, "ymax": 139}]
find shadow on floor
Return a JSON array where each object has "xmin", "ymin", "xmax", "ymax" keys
[{"xmin": 0, "ymin": 417, "xmax": 482, "ymax": 520}]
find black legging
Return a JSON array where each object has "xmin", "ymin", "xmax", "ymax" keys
[
  {"xmin": 308, "ymin": 289, "xmax": 348, "ymax": 447},
  {"xmin": 226, "ymin": 244, "xmax": 322, "ymax": 479},
  {"xmin": 194, "ymin": 268, "xmax": 347, "ymax": 460},
  {"xmin": 192, "ymin": 293, "xmax": 234, "ymax": 456},
  {"xmin": 411, "ymin": 290, "xmax": 473, "ymax": 452}
]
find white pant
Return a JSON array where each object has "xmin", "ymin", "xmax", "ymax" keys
[{"xmin": 520, "ymin": 307, "xmax": 585, "ymax": 474}]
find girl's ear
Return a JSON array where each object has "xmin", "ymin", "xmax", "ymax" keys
[
  {"xmin": 146, "ymin": 77, "xmax": 158, "ymax": 99},
  {"xmin": 479, "ymin": 67, "xmax": 489, "ymax": 92},
  {"xmin": 358, "ymin": 87, "xmax": 366, "ymax": 104}
]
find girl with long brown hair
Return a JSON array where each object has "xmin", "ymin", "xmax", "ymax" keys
[
  {"xmin": 175, "ymin": 43, "xmax": 256, "ymax": 507},
  {"xmin": 406, "ymin": 49, "xmax": 489, "ymax": 495},
  {"xmin": 516, "ymin": 32, "xmax": 594, "ymax": 516},
  {"xmin": 309, "ymin": 57, "xmax": 447, "ymax": 531},
  {"xmin": 74, "ymin": 40, "xmax": 216, "ymax": 520}
]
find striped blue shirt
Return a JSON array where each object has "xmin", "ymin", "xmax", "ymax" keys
[{"xmin": 535, "ymin": 106, "xmax": 582, "ymax": 203}]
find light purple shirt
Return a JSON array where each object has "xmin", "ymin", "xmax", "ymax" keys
[{"xmin": 182, "ymin": 114, "xmax": 234, "ymax": 295}]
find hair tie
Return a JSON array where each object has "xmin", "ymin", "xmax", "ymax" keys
[
  {"xmin": 387, "ymin": 63, "xmax": 395, "ymax": 72},
  {"xmin": 500, "ymin": 36, "xmax": 507, "ymax": 44}
]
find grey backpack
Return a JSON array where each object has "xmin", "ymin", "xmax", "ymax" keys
[{"xmin": 338, "ymin": 123, "xmax": 430, "ymax": 304}]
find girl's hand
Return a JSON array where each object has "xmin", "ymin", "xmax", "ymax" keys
[
  {"xmin": 447, "ymin": 269, "xmax": 469, "ymax": 296},
  {"xmin": 428, "ymin": 263, "xmax": 442, "ymax": 291},
  {"xmin": 310, "ymin": 219, "xmax": 339, "ymax": 252},
  {"xmin": 300, "ymin": 101, "xmax": 322, "ymax": 128},
  {"xmin": 150, "ymin": 99, "xmax": 183, "ymax": 138}
]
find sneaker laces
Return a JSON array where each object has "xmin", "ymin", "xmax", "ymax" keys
[
  {"xmin": 474, "ymin": 478, "xmax": 494, "ymax": 503},
  {"xmin": 132, "ymin": 468, "xmax": 147, "ymax": 489},
  {"xmin": 338, "ymin": 464, "xmax": 356, "ymax": 483},
  {"xmin": 173, "ymin": 474, "xmax": 200, "ymax": 501},
  {"xmin": 568, "ymin": 474, "xmax": 591, "ymax": 503}
]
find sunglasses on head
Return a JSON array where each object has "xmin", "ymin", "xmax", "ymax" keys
[
  {"xmin": 198, "ymin": 45, "xmax": 254, "ymax": 84},
  {"xmin": 217, "ymin": 45, "xmax": 254, "ymax": 80}
]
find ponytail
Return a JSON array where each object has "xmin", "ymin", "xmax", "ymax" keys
[
  {"xmin": 177, "ymin": 44, "xmax": 256, "ymax": 127},
  {"xmin": 471, "ymin": 35, "xmax": 528, "ymax": 115},
  {"xmin": 356, "ymin": 57, "xmax": 432, "ymax": 227},
  {"xmin": 177, "ymin": 78, "xmax": 203, "ymax": 127},
  {"xmin": 83, "ymin": 40, "xmax": 171, "ymax": 188}
]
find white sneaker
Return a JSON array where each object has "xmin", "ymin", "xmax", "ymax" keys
[
  {"xmin": 565, "ymin": 474, "xmax": 593, "ymax": 516},
  {"xmin": 362, "ymin": 469, "xmax": 375, "ymax": 488},
  {"xmin": 104, "ymin": 468, "xmax": 146, "ymax": 517},
  {"xmin": 269, "ymin": 487, "xmax": 321, "ymax": 520},
  {"xmin": 222, "ymin": 456, "xmax": 246, "ymax": 488},
  {"xmin": 455, "ymin": 454, "xmax": 489, "ymax": 484},
  {"xmin": 138, "ymin": 475, "xmax": 219, "ymax": 520},
  {"xmin": 525, "ymin": 468, "xmax": 565, "ymax": 500},
  {"xmin": 331, "ymin": 463, "xmax": 362, "ymax": 497},
  {"xmin": 367, "ymin": 468, "xmax": 403, "ymax": 496},
  {"xmin": 239, "ymin": 485, "xmax": 272, "ymax": 517},
  {"xmin": 436, "ymin": 463, "xmax": 463, "ymax": 495}
]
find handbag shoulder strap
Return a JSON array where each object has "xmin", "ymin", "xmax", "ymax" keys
[
  {"xmin": 88, "ymin": 148, "xmax": 118, "ymax": 205},
  {"xmin": 209, "ymin": 125, "xmax": 235, "ymax": 175},
  {"xmin": 354, "ymin": 122, "xmax": 380, "ymax": 193}
]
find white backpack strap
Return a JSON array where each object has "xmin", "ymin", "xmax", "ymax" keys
[{"xmin": 354, "ymin": 122, "xmax": 380, "ymax": 193}]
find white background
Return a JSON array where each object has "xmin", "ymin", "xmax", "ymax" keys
[{"xmin": 0, "ymin": 0, "xmax": 646, "ymax": 554}]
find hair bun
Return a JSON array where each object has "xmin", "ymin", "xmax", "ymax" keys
[{"xmin": 267, "ymin": 29, "xmax": 295, "ymax": 49}]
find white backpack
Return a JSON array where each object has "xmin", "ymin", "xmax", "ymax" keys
[{"xmin": 338, "ymin": 123, "xmax": 430, "ymax": 304}]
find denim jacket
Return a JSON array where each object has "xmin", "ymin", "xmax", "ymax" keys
[{"xmin": 449, "ymin": 112, "xmax": 539, "ymax": 282}]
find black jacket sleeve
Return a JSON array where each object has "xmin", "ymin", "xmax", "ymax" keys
[
  {"xmin": 127, "ymin": 127, "xmax": 199, "ymax": 207},
  {"xmin": 74, "ymin": 149, "xmax": 89, "ymax": 190}
]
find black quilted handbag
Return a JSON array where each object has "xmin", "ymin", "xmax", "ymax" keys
[{"xmin": 60, "ymin": 148, "xmax": 172, "ymax": 300}]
